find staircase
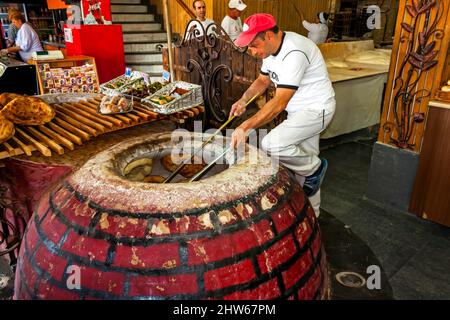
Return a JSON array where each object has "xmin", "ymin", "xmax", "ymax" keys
[{"xmin": 111, "ymin": 0, "xmax": 166, "ymax": 80}]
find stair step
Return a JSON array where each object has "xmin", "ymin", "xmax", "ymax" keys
[
  {"xmin": 124, "ymin": 42, "xmax": 165, "ymax": 52},
  {"xmin": 127, "ymin": 64, "xmax": 164, "ymax": 74},
  {"xmin": 121, "ymin": 23, "xmax": 161, "ymax": 32},
  {"xmin": 125, "ymin": 53, "xmax": 163, "ymax": 64},
  {"xmin": 111, "ymin": 5, "xmax": 147, "ymax": 13},
  {"xmin": 123, "ymin": 32, "xmax": 167, "ymax": 43},
  {"xmin": 111, "ymin": 0, "xmax": 141, "ymax": 4},
  {"xmin": 112, "ymin": 13, "xmax": 155, "ymax": 23}
]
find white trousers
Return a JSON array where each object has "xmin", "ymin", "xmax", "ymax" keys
[{"xmin": 261, "ymin": 101, "xmax": 336, "ymax": 216}]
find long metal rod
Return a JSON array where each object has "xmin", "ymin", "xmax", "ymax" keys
[
  {"xmin": 163, "ymin": 94, "xmax": 258, "ymax": 183},
  {"xmin": 188, "ymin": 146, "xmax": 232, "ymax": 182}
]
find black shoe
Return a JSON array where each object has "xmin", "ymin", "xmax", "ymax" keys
[{"xmin": 303, "ymin": 158, "xmax": 328, "ymax": 197}]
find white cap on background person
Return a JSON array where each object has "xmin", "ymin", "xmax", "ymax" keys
[{"xmin": 228, "ymin": 0, "xmax": 247, "ymax": 11}]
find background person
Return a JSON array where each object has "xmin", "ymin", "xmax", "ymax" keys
[
  {"xmin": 221, "ymin": 0, "xmax": 247, "ymax": 41},
  {"xmin": 300, "ymin": 11, "xmax": 329, "ymax": 44},
  {"xmin": 6, "ymin": 8, "xmax": 20, "ymax": 47},
  {"xmin": 185, "ymin": 0, "xmax": 215, "ymax": 39},
  {"xmin": 0, "ymin": 11, "xmax": 43, "ymax": 62}
]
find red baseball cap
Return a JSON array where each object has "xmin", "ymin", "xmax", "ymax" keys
[{"xmin": 234, "ymin": 13, "xmax": 277, "ymax": 47}]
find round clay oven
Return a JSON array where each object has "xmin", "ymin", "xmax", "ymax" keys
[{"xmin": 14, "ymin": 132, "xmax": 329, "ymax": 299}]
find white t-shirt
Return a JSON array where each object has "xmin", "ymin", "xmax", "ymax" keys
[
  {"xmin": 302, "ymin": 21, "xmax": 328, "ymax": 44},
  {"xmin": 221, "ymin": 15, "xmax": 242, "ymax": 41},
  {"xmin": 185, "ymin": 18, "xmax": 215, "ymax": 39},
  {"xmin": 15, "ymin": 23, "xmax": 43, "ymax": 62},
  {"xmin": 260, "ymin": 31, "xmax": 335, "ymax": 114}
]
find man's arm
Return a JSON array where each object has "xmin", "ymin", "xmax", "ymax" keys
[
  {"xmin": 2, "ymin": 46, "xmax": 20, "ymax": 54},
  {"xmin": 230, "ymin": 87, "xmax": 296, "ymax": 149},
  {"xmin": 229, "ymin": 73, "xmax": 271, "ymax": 117},
  {"xmin": 302, "ymin": 20, "xmax": 320, "ymax": 32}
]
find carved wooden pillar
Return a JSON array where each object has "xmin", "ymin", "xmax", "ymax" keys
[
  {"xmin": 377, "ymin": 0, "xmax": 450, "ymax": 152},
  {"xmin": 368, "ymin": 0, "xmax": 450, "ymax": 212}
]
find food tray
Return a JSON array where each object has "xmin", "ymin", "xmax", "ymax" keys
[
  {"xmin": 100, "ymin": 74, "xmax": 142, "ymax": 95},
  {"xmin": 141, "ymin": 81, "xmax": 203, "ymax": 115},
  {"xmin": 97, "ymin": 95, "xmax": 134, "ymax": 115},
  {"xmin": 119, "ymin": 78, "xmax": 164, "ymax": 102}
]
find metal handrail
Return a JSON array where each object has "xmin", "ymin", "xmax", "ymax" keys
[{"xmin": 174, "ymin": 0, "xmax": 196, "ymax": 19}]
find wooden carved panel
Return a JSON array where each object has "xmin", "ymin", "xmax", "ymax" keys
[
  {"xmin": 378, "ymin": 0, "xmax": 450, "ymax": 151},
  {"xmin": 163, "ymin": 20, "xmax": 275, "ymax": 128}
]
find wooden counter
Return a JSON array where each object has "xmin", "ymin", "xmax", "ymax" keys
[
  {"xmin": 428, "ymin": 100, "xmax": 450, "ymax": 110},
  {"xmin": 410, "ymin": 102, "xmax": 450, "ymax": 227},
  {"xmin": 327, "ymin": 65, "xmax": 388, "ymax": 83}
]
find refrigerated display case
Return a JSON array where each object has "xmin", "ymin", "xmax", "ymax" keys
[{"xmin": 0, "ymin": 1, "xmax": 67, "ymax": 43}]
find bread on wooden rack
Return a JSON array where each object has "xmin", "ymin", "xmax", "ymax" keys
[
  {"xmin": 0, "ymin": 115, "xmax": 15, "ymax": 144},
  {"xmin": 1, "ymin": 96, "xmax": 55, "ymax": 125},
  {"xmin": 0, "ymin": 92, "xmax": 21, "ymax": 108}
]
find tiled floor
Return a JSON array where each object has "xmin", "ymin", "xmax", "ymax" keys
[{"xmin": 319, "ymin": 136, "xmax": 450, "ymax": 300}]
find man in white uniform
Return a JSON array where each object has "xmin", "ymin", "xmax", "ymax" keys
[
  {"xmin": 300, "ymin": 11, "xmax": 329, "ymax": 44},
  {"xmin": 221, "ymin": 0, "xmax": 247, "ymax": 41},
  {"xmin": 0, "ymin": 11, "xmax": 42, "ymax": 62},
  {"xmin": 230, "ymin": 13, "xmax": 335, "ymax": 216},
  {"xmin": 185, "ymin": 0, "xmax": 215, "ymax": 39}
]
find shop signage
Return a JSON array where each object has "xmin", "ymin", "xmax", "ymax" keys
[{"xmin": 81, "ymin": 0, "xmax": 112, "ymax": 25}]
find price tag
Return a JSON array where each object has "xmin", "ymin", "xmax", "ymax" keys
[
  {"xmin": 162, "ymin": 70, "xmax": 171, "ymax": 82},
  {"xmin": 64, "ymin": 28, "xmax": 73, "ymax": 43},
  {"xmin": 143, "ymin": 73, "xmax": 150, "ymax": 85},
  {"xmin": 125, "ymin": 67, "xmax": 132, "ymax": 77}
]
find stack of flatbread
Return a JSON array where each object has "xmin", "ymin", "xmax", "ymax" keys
[
  {"xmin": 0, "ymin": 93, "xmax": 19, "ymax": 144},
  {"xmin": 0, "ymin": 114, "xmax": 14, "ymax": 144},
  {"xmin": 161, "ymin": 154, "xmax": 205, "ymax": 178},
  {"xmin": 0, "ymin": 92, "xmax": 56, "ymax": 144}
]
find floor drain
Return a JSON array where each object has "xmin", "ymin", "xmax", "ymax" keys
[{"xmin": 335, "ymin": 271, "xmax": 366, "ymax": 288}]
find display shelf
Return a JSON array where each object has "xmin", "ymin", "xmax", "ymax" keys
[{"xmin": 29, "ymin": 55, "xmax": 100, "ymax": 95}]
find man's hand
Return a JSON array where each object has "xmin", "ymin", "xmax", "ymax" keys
[
  {"xmin": 229, "ymin": 98, "xmax": 247, "ymax": 118},
  {"xmin": 230, "ymin": 126, "xmax": 249, "ymax": 149},
  {"xmin": 299, "ymin": 10, "xmax": 305, "ymax": 21}
]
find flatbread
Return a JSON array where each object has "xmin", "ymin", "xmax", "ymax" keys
[
  {"xmin": 161, "ymin": 154, "xmax": 205, "ymax": 178},
  {"xmin": 0, "ymin": 93, "xmax": 21, "ymax": 108},
  {"xmin": 125, "ymin": 165, "xmax": 153, "ymax": 181},
  {"xmin": 0, "ymin": 115, "xmax": 15, "ymax": 144},
  {"xmin": 143, "ymin": 175, "xmax": 166, "ymax": 183},
  {"xmin": 1, "ymin": 96, "xmax": 55, "ymax": 125}
]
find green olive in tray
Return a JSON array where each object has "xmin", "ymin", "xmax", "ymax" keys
[
  {"xmin": 122, "ymin": 80, "xmax": 164, "ymax": 98},
  {"xmin": 150, "ymin": 95, "xmax": 176, "ymax": 105},
  {"xmin": 149, "ymin": 87, "xmax": 191, "ymax": 105},
  {"xmin": 104, "ymin": 76, "xmax": 128, "ymax": 89}
]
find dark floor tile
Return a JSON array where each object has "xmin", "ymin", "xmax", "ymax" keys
[
  {"xmin": 389, "ymin": 236, "xmax": 450, "ymax": 300},
  {"xmin": 317, "ymin": 137, "xmax": 450, "ymax": 299}
]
